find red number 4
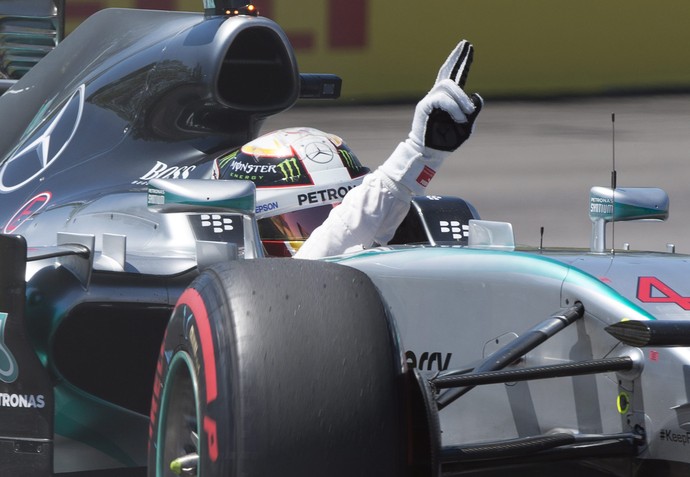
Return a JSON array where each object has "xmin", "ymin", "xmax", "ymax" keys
[{"xmin": 637, "ymin": 276, "xmax": 690, "ymax": 310}]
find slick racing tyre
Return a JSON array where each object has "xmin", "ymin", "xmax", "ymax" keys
[{"xmin": 148, "ymin": 259, "xmax": 406, "ymax": 477}]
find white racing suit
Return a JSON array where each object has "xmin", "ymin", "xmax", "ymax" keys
[
  {"xmin": 294, "ymin": 160, "xmax": 413, "ymax": 259},
  {"xmin": 296, "ymin": 40, "xmax": 482, "ymax": 259}
]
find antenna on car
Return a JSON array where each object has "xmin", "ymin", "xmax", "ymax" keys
[
  {"xmin": 539, "ymin": 226, "xmax": 544, "ymax": 251},
  {"xmin": 589, "ymin": 114, "xmax": 669, "ymax": 253},
  {"xmin": 610, "ymin": 113, "xmax": 616, "ymax": 254}
]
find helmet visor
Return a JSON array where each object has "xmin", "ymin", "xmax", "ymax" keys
[{"xmin": 258, "ymin": 204, "xmax": 336, "ymax": 241}]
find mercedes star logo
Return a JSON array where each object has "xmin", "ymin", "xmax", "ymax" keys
[
  {"xmin": 304, "ymin": 141, "xmax": 334, "ymax": 164},
  {"xmin": 0, "ymin": 84, "xmax": 84, "ymax": 193}
]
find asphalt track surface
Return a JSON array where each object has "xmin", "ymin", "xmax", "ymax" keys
[{"xmin": 264, "ymin": 94, "xmax": 690, "ymax": 253}]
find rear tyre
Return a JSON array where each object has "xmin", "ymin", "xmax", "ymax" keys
[{"xmin": 148, "ymin": 258, "xmax": 407, "ymax": 477}]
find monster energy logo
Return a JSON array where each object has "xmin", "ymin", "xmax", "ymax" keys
[
  {"xmin": 277, "ymin": 157, "xmax": 302, "ymax": 182},
  {"xmin": 228, "ymin": 161, "xmax": 277, "ymax": 175},
  {"xmin": 0, "ymin": 313, "xmax": 18, "ymax": 384},
  {"xmin": 217, "ymin": 150, "xmax": 239, "ymax": 170},
  {"xmin": 339, "ymin": 149, "xmax": 358, "ymax": 169}
]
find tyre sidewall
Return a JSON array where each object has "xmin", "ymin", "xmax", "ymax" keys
[
  {"xmin": 149, "ymin": 277, "xmax": 234, "ymax": 477},
  {"xmin": 150, "ymin": 258, "xmax": 406, "ymax": 477}
]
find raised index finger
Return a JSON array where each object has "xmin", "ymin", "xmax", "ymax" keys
[{"xmin": 435, "ymin": 40, "xmax": 474, "ymax": 89}]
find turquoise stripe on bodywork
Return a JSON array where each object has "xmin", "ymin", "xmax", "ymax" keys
[
  {"xmin": 332, "ymin": 247, "xmax": 656, "ymax": 321},
  {"xmin": 150, "ymin": 190, "xmax": 255, "ymax": 212},
  {"xmin": 55, "ymin": 381, "xmax": 147, "ymax": 467}
]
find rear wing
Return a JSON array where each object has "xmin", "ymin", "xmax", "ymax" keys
[{"xmin": 0, "ymin": 0, "xmax": 64, "ymax": 92}]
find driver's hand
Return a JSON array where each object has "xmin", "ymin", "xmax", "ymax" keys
[
  {"xmin": 409, "ymin": 40, "xmax": 482, "ymax": 154},
  {"xmin": 379, "ymin": 39, "xmax": 483, "ymax": 195}
]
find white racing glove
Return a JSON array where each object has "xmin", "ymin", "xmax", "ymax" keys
[
  {"xmin": 379, "ymin": 40, "xmax": 483, "ymax": 195},
  {"xmin": 295, "ymin": 40, "xmax": 482, "ymax": 259}
]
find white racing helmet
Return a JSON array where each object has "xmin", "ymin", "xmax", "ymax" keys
[{"xmin": 213, "ymin": 127, "xmax": 369, "ymax": 256}]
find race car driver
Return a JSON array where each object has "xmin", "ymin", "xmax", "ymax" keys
[{"xmin": 213, "ymin": 40, "xmax": 482, "ymax": 258}]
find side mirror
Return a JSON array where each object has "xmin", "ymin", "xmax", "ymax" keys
[
  {"xmin": 589, "ymin": 187, "xmax": 669, "ymax": 252},
  {"xmin": 147, "ymin": 179, "xmax": 255, "ymax": 214},
  {"xmin": 147, "ymin": 179, "xmax": 264, "ymax": 261}
]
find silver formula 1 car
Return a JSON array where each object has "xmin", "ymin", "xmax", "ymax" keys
[{"xmin": 1, "ymin": 1, "xmax": 689, "ymax": 477}]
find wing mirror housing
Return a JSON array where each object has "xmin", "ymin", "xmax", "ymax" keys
[
  {"xmin": 589, "ymin": 186, "xmax": 669, "ymax": 252},
  {"xmin": 147, "ymin": 179, "xmax": 264, "ymax": 261},
  {"xmin": 147, "ymin": 178, "xmax": 255, "ymax": 214}
]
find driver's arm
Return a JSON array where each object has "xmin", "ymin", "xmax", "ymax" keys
[{"xmin": 295, "ymin": 40, "xmax": 482, "ymax": 259}]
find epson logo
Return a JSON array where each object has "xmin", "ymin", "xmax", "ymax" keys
[
  {"xmin": 256, "ymin": 202, "xmax": 279, "ymax": 214},
  {"xmin": 297, "ymin": 186, "xmax": 354, "ymax": 206}
]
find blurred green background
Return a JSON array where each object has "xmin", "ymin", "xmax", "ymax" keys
[{"xmin": 65, "ymin": 0, "xmax": 690, "ymax": 101}]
